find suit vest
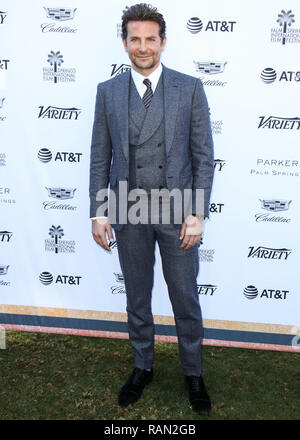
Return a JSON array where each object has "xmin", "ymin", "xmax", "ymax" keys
[{"xmin": 128, "ymin": 74, "xmax": 167, "ymax": 194}]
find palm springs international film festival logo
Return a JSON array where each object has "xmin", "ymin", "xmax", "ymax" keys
[
  {"xmin": 187, "ymin": 17, "xmax": 236, "ymax": 33},
  {"xmin": 45, "ymin": 225, "xmax": 75, "ymax": 253},
  {"xmin": 41, "ymin": 7, "xmax": 78, "ymax": 33},
  {"xmin": 43, "ymin": 51, "xmax": 76, "ymax": 83},
  {"xmin": 271, "ymin": 10, "xmax": 300, "ymax": 44}
]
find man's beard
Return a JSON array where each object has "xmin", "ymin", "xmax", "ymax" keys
[{"xmin": 132, "ymin": 55, "xmax": 157, "ymax": 71}]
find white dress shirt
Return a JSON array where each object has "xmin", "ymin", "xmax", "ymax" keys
[{"xmin": 91, "ymin": 63, "xmax": 163, "ymax": 221}]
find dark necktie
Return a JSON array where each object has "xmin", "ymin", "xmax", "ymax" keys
[{"xmin": 142, "ymin": 78, "xmax": 153, "ymax": 109}]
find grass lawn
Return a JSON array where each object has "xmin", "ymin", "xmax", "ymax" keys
[{"xmin": 0, "ymin": 331, "xmax": 299, "ymax": 420}]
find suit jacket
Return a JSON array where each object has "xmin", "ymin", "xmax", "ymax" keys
[{"xmin": 89, "ymin": 65, "xmax": 214, "ymax": 230}]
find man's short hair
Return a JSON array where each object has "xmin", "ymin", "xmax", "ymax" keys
[{"xmin": 121, "ymin": 3, "xmax": 166, "ymax": 41}]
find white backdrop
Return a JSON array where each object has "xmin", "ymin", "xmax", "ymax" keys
[{"xmin": 1, "ymin": 0, "xmax": 299, "ymax": 352}]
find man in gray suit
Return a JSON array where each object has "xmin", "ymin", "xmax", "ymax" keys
[{"xmin": 89, "ymin": 3, "xmax": 214, "ymax": 415}]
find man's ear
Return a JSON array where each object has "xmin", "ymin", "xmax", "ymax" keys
[{"xmin": 122, "ymin": 38, "xmax": 128, "ymax": 52}]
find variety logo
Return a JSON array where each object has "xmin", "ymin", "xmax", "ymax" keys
[
  {"xmin": 0, "ymin": 230, "xmax": 13, "ymax": 242},
  {"xmin": 271, "ymin": 10, "xmax": 300, "ymax": 45},
  {"xmin": 194, "ymin": 61, "xmax": 227, "ymax": 86},
  {"xmin": 0, "ymin": 264, "xmax": 10, "ymax": 286},
  {"xmin": 38, "ymin": 105, "xmax": 81, "ymax": 120},
  {"xmin": 258, "ymin": 116, "xmax": 300, "ymax": 130},
  {"xmin": 255, "ymin": 199, "xmax": 292, "ymax": 223},
  {"xmin": 39, "ymin": 271, "xmax": 82, "ymax": 285},
  {"xmin": 214, "ymin": 159, "xmax": 226, "ymax": 172},
  {"xmin": 0, "ymin": 59, "xmax": 10, "ymax": 70},
  {"xmin": 247, "ymin": 246, "xmax": 292, "ymax": 260},
  {"xmin": 111, "ymin": 63, "xmax": 131, "ymax": 77},
  {"xmin": 0, "ymin": 11, "xmax": 7, "ymax": 24},
  {"xmin": 42, "ymin": 7, "xmax": 78, "ymax": 33},
  {"xmin": 0, "ymin": 187, "xmax": 16, "ymax": 205},
  {"xmin": 43, "ymin": 51, "xmax": 76, "ymax": 83},
  {"xmin": 187, "ymin": 17, "xmax": 236, "ymax": 33},
  {"xmin": 250, "ymin": 158, "xmax": 299, "ymax": 178},
  {"xmin": 45, "ymin": 225, "xmax": 75, "ymax": 253},
  {"xmin": 197, "ymin": 284, "xmax": 218, "ymax": 296},
  {"xmin": 38, "ymin": 148, "xmax": 83, "ymax": 163},
  {"xmin": 243, "ymin": 285, "xmax": 290, "ymax": 300},
  {"xmin": 260, "ymin": 67, "xmax": 300, "ymax": 83},
  {"xmin": 43, "ymin": 187, "xmax": 77, "ymax": 211}
]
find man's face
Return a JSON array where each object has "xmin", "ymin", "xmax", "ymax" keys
[{"xmin": 123, "ymin": 20, "xmax": 166, "ymax": 76}]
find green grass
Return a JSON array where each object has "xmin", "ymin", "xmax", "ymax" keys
[{"xmin": 0, "ymin": 331, "xmax": 299, "ymax": 420}]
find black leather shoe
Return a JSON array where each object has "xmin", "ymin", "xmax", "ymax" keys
[
  {"xmin": 118, "ymin": 368, "xmax": 153, "ymax": 407},
  {"xmin": 185, "ymin": 375, "xmax": 211, "ymax": 416}
]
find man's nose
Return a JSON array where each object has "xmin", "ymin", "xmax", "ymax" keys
[{"xmin": 139, "ymin": 40, "xmax": 147, "ymax": 52}]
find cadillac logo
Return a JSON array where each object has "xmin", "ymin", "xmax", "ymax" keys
[
  {"xmin": 194, "ymin": 61, "xmax": 227, "ymax": 74},
  {"xmin": 44, "ymin": 7, "xmax": 77, "ymax": 21},
  {"xmin": 0, "ymin": 264, "xmax": 9, "ymax": 275},
  {"xmin": 46, "ymin": 187, "xmax": 76, "ymax": 200},
  {"xmin": 260, "ymin": 199, "xmax": 292, "ymax": 212}
]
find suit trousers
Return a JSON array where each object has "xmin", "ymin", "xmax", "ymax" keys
[{"xmin": 114, "ymin": 221, "xmax": 203, "ymax": 376}]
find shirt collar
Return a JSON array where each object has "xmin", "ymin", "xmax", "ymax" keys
[{"xmin": 130, "ymin": 63, "xmax": 163, "ymax": 94}]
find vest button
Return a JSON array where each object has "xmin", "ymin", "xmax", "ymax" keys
[
  {"xmin": 157, "ymin": 143, "xmax": 162, "ymax": 147},
  {"xmin": 158, "ymin": 165, "xmax": 163, "ymax": 169},
  {"xmin": 137, "ymin": 165, "xmax": 143, "ymax": 169}
]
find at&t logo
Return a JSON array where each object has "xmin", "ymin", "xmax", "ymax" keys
[
  {"xmin": 243, "ymin": 285, "xmax": 290, "ymax": 300},
  {"xmin": 187, "ymin": 17, "xmax": 236, "ymax": 33},
  {"xmin": 261, "ymin": 67, "xmax": 300, "ymax": 83}
]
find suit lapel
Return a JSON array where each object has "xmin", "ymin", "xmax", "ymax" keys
[
  {"xmin": 113, "ymin": 70, "xmax": 130, "ymax": 162},
  {"xmin": 129, "ymin": 76, "xmax": 147, "ymax": 131},
  {"xmin": 163, "ymin": 66, "xmax": 181, "ymax": 156}
]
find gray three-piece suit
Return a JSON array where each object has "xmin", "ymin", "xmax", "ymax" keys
[{"xmin": 89, "ymin": 65, "xmax": 214, "ymax": 376}]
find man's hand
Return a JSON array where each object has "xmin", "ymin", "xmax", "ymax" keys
[
  {"xmin": 179, "ymin": 214, "xmax": 204, "ymax": 250},
  {"xmin": 92, "ymin": 218, "xmax": 114, "ymax": 251}
]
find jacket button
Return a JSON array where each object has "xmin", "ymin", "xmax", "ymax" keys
[
  {"xmin": 158, "ymin": 165, "xmax": 163, "ymax": 169},
  {"xmin": 137, "ymin": 165, "xmax": 142, "ymax": 169}
]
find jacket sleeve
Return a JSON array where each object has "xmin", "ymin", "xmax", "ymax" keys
[
  {"xmin": 190, "ymin": 79, "xmax": 214, "ymax": 218},
  {"xmin": 89, "ymin": 83, "xmax": 112, "ymax": 218}
]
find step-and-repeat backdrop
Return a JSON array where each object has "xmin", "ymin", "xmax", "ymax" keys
[{"xmin": 1, "ymin": 0, "xmax": 299, "ymax": 352}]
